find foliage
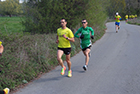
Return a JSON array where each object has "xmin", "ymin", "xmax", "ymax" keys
[
  {"xmin": 107, "ymin": 0, "xmax": 140, "ymax": 19},
  {"xmin": 85, "ymin": 0, "xmax": 108, "ymax": 27},
  {"xmin": 0, "ymin": 17, "xmax": 24, "ymax": 34},
  {"xmin": 125, "ymin": 0, "xmax": 140, "ymax": 15},
  {"xmin": 128, "ymin": 17, "xmax": 140, "ymax": 25},
  {"xmin": 107, "ymin": 0, "xmax": 126, "ymax": 18},
  {"xmin": 0, "ymin": 0, "xmax": 23, "ymax": 17},
  {"xmin": 22, "ymin": 0, "xmax": 108, "ymax": 34}
]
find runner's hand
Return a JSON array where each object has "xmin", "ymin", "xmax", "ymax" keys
[
  {"xmin": 91, "ymin": 35, "xmax": 94, "ymax": 39},
  {"xmin": 56, "ymin": 40, "xmax": 59, "ymax": 43},
  {"xmin": 80, "ymin": 35, "xmax": 84, "ymax": 39},
  {"xmin": 63, "ymin": 34, "xmax": 67, "ymax": 38}
]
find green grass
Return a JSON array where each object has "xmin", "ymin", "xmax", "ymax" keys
[
  {"xmin": 0, "ymin": 17, "xmax": 24, "ymax": 34},
  {"xmin": 127, "ymin": 17, "xmax": 140, "ymax": 26}
]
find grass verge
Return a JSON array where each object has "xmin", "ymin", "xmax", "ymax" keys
[{"xmin": 127, "ymin": 17, "xmax": 140, "ymax": 25}]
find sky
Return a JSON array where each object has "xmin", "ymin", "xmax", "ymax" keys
[{"xmin": 1, "ymin": 0, "xmax": 24, "ymax": 3}]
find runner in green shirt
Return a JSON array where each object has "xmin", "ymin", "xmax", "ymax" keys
[{"xmin": 74, "ymin": 19, "xmax": 94, "ymax": 71}]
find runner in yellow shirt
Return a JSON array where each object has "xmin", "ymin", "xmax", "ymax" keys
[
  {"xmin": 125, "ymin": 15, "xmax": 128, "ymax": 24},
  {"xmin": 129, "ymin": 15, "xmax": 132, "ymax": 19},
  {"xmin": 56, "ymin": 18, "xmax": 75, "ymax": 77},
  {"xmin": 0, "ymin": 41, "xmax": 10, "ymax": 94},
  {"xmin": 114, "ymin": 12, "xmax": 121, "ymax": 33},
  {"xmin": 132, "ymin": 15, "xmax": 135, "ymax": 19},
  {"xmin": 135, "ymin": 14, "xmax": 137, "ymax": 18}
]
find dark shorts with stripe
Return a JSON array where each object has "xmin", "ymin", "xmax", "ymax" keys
[{"xmin": 82, "ymin": 45, "xmax": 91, "ymax": 51}]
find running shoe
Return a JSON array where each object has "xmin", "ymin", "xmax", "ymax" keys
[
  {"xmin": 116, "ymin": 31, "xmax": 118, "ymax": 33},
  {"xmin": 68, "ymin": 70, "xmax": 72, "ymax": 77},
  {"xmin": 3, "ymin": 88, "xmax": 10, "ymax": 94},
  {"xmin": 61, "ymin": 66, "xmax": 66, "ymax": 75},
  {"xmin": 83, "ymin": 65, "xmax": 88, "ymax": 71}
]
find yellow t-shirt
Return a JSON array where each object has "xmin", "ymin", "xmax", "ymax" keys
[
  {"xmin": 129, "ymin": 15, "xmax": 132, "ymax": 18},
  {"xmin": 132, "ymin": 15, "xmax": 134, "ymax": 18},
  {"xmin": 115, "ymin": 15, "xmax": 121, "ymax": 22},
  {"xmin": 57, "ymin": 27, "xmax": 74, "ymax": 48},
  {"xmin": 125, "ymin": 15, "xmax": 128, "ymax": 19},
  {"xmin": 0, "ymin": 41, "xmax": 2, "ymax": 46}
]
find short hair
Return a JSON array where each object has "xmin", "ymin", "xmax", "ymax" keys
[
  {"xmin": 82, "ymin": 19, "xmax": 87, "ymax": 22},
  {"xmin": 60, "ymin": 18, "xmax": 67, "ymax": 22}
]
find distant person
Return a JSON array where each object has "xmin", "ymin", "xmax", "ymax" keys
[
  {"xmin": 129, "ymin": 15, "xmax": 132, "ymax": 19},
  {"xmin": 135, "ymin": 14, "xmax": 137, "ymax": 19},
  {"xmin": 56, "ymin": 18, "xmax": 75, "ymax": 77},
  {"xmin": 0, "ymin": 41, "xmax": 10, "ymax": 94},
  {"xmin": 0, "ymin": 88, "xmax": 10, "ymax": 94},
  {"xmin": 74, "ymin": 19, "xmax": 94, "ymax": 71},
  {"xmin": 132, "ymin": 15, "xmax": 135, "ymax": 19},
  {"xmin": 114, "ymin": 12, "xmax": 121, "ymax": 33},
  {"xmin": 125, "ymin": 15, "xmax": 128, "ymax": 24}
]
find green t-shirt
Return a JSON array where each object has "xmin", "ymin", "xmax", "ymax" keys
[{"xmin": 74, "ymin": 26, "xmax": 94, "ymax": 49}]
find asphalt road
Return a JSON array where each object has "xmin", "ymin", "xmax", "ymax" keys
[{"xmin": 13, "ymin": 21, "xmax": 140, "ymax": 94}]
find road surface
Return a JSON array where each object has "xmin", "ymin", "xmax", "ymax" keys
[{"xmin": 13, "ymin": 21, "xmax": 140, "ymax": 94}]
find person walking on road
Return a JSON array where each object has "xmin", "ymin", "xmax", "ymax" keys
[
  {"xmin": 115, "ymin": 12, "xmax": 121, "ymax": 33},
  {"xmin": 56, "ymin": 18, "xmax": 75, "ymax": 77},
  {"xmin": 74, "ymin": 19, "xmax": 94, "ymax": 71},
  {"xmin": 0, "ymin": 41, "xmax": 10, "ymax": 94}
]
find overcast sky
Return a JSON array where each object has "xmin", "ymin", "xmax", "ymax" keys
[{"xmin": 1, "ymin": 0, "xmax": 24, "ymax": 3}]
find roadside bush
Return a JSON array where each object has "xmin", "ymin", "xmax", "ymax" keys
[{"xmin": 22, "ymin": 0, "xmax": 88, "ymax": 34}]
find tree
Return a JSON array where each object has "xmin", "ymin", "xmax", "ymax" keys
[
  {"xmin": 0, "ymin": 0, "xmax": 23, "ymax": 17},
  {"xmin": 125, "ymin": 0, "xmax": 140, "ymax": 15},
  {"xmin": 23, "ymin": 0, "xmax": 88, "ymax": 34},
  {"xmin": 107, "ymin": 0, "xmax": 126, "ymax": 18}
]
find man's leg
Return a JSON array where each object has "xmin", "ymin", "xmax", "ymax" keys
[
  {"xmin": 57, "ymin": 50, "xmax": 67, "ymax": 75},
  {"xmin": 116, "ymin": 25, "xmax": 118, "ymax": 32},
  {"xmin": 118, "ymin": 25, "xmax": 120, "ymax": 30},
  {"xmin": 57, "ymin": 50, "xmax": 64, "ymax": 67},
  {"xmin": 66, "ymin": 54, "xmax": 71, "ymax": 71},
  {"xmin": 83, "ymin": 48, "xmax": 91, "ymax": 66},
  {"xmin": 66, "ymin": 54, "xmax": 72, "ymax": 77}
]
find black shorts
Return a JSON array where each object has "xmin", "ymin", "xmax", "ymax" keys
[
  {"xmin": 58, "ymin": 47, "xmax": 71, "ymax": 55},
  {"xmin": 82, "ymin": 45, "xmax": 91, "ymax": 51}
]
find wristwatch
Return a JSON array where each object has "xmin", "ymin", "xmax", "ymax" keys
[{"xmin": 66, "ymin": 37, "xmax": 68, "ymax": 39}]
